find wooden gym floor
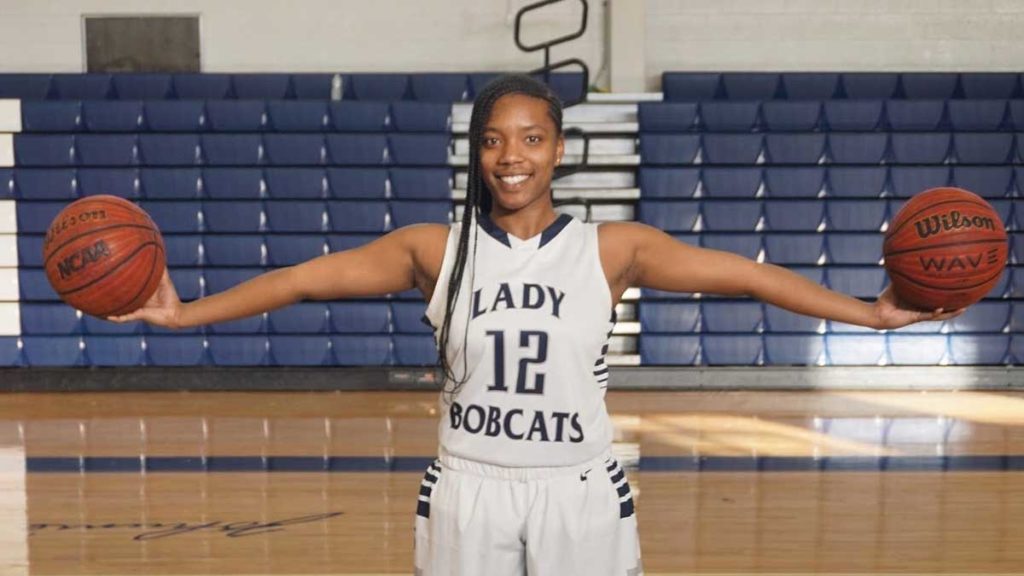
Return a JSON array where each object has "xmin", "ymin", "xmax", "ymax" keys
[{"xmin": 0, "ymin": 388, "xmax": 1022, "ymax": 575}]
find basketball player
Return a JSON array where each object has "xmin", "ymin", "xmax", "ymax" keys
[{"xmin": 111, "ymin": 74, "xmax": 963, "ymax": 575}]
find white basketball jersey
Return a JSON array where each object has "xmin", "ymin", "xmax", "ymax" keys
[{"xmin": 425, "ymin": 213, "xmax": 616, "ymax": 467}]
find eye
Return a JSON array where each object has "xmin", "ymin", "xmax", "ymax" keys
[{"xmin": 526, "ymin": 135, "xmax": 542, "ymax": 144}]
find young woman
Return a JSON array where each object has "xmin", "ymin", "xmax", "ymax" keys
[{"xmin": 112, "ymin": 74, "xmax": 961, "ymax": 575}]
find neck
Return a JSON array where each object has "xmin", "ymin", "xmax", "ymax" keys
[{"xmin": 487, "ymin": 195, "xmax": 559, "ymax": 241}]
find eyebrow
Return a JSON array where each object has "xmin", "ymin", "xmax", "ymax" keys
[{"xmin": 482, "ymin": 124, "xmax": 548, "ymax": 133}]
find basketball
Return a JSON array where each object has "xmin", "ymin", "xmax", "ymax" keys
[
  {"xmin": 883, "ymin": 187, "xmax": 1008, "ymax": 311},
  {"xmin": 42, "ymin": 195, "xmax": 166, "ymax": 317}
]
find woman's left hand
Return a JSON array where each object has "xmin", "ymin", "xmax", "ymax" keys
[{"xmin": 873, "ymin": 285, "xmax": 966, "ymax": 330}]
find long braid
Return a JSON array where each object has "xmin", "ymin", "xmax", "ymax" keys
[{"xmin": 437, "ymin": 74, "xmax": 564, "ymax": 400}]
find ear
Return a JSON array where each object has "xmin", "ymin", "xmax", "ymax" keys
[{"xmin": 555, "ymin": 133, "xmax": 565, "ymax": 166}]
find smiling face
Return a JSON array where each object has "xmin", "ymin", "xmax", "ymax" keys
[{"xmin": 479, "ymin": 93, "xmax": 564, "ymax": 215}]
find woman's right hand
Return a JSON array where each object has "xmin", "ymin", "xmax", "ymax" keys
[{"xmin": 106, "ymin": 269, "xmax": 184, "ymax": 328}]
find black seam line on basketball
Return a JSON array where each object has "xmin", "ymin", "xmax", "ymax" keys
[
  {"xmin": 884, "ymin": 238, "xmax": 1008, "ymax": 258},
  {"xmin": 93, "ymin": 244, "xmax": 164, "ymax": 318},
  {"xmin": 887, "ymin": 266, "xmax": 1005, "ymax": 292},
  {"xmin": 57, "ymin": 241, "xmax": 160, "ymax": 298},
  {"xmin": 886, "ymin": 198, "xmax": 999, "ymax": 239},
  {"xmin": 43, "ymin": 223, "xmax": 157, "ymax": 269}
]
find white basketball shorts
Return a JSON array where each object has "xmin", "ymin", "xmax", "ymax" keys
[{"xmin": 414, "ymin": 449, "xmax": 643, "ymax": 576}]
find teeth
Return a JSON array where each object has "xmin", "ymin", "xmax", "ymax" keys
[{"xmin": 500, "ymin": 175, "xmax": 529, "ymax": 185}]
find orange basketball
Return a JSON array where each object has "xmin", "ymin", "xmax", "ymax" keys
[
  {"xmin": 883, "ymin": 187, "xmax": 1008, "ymax": 311},
  {"xmin": 43, "ymin": 195, "xmax": 166, "ymax": 317}
]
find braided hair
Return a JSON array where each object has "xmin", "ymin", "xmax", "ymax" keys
[{"xmin": 437, "ymin": 74, "xmax": 564, "ymax": 398}]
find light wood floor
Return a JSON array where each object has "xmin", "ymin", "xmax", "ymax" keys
[{"xmin": 0, "ymin": 389, "xmax": 1023, "ymax": 574}]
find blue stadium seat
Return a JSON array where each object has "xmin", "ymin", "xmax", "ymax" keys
[
  {"xmin": 826, "ymin": 133, "xmax": 888, "ymax": 164},
  {"xmin": 841, "ymin": 73, "xmax": 898, "ymax": 99},
  {"xmin": 764, "ymin": 306, "xmax": 824, "ymax": 333},
  {"xmin": 764, "ymin": 233, "xmax": 824, "ymax": 264},
  {"xmin": 953, "ymin": 133, "xmax": 1014, "ymax": 164},
  {"xmin": 349, "ymin": 74, "xmax": 409, "ymax": 100},
  {"xmin": 18, "ymin": 269, "xmax": 58, "ymax": 301},
  {"xmin": 764, "ymin": 200, "xmax": 825, "ymax": 231},
  {"xmin": 85, "ymin": 336, "xmax": 145, "ymax": 366},
  {"xmin": 264, "ymin": 168, "xmax": 326, "ymax": 199},
  {"xmin": 961, "ymin": 73, "xmax": 1019, "ymax": 99},
  {"xmin": 388, "ymin": 134, "xmax": 450, "ymax": 165},
  {"xmin": 701, "ymin": 301, "xmax": 762, "ymax": 332},
  {"xmin": 825, "ymin": 334, "xmax": 886, "ymax": 365},
  {"xmin": 265, "ymin": 201, "xmax": 326, "ymax": 232},
  {"xmin": 204, "ymin": 200, "xmax": 263, "ymax": 233},
  {"xmin": 325, "ymin": 234, "xmax": 380, "ymax": 254},
  {"xmin": 163, "ymin": 235, "xmax": 202, "ymax": 266},
  {"xmin": 823, "ymin": 100, "xmax": 884, "ymax": 131},
  {"xmin": 661, "ymin": 73, "xmax": 720, "ymax": 101},
  {"xmin": 702, "ymin": 233, "xmax": 761, "ymax": 260},
  {"xmin": 265, "ymin": 235, "xmax": 325, "ymax": 266},
  {"xmin": 701, "ymin": 134, "xmax": 763, "ymax": 164},
  {"xmin": 826, "ymin": 233, "xmax": 882, "ymax": 265},
  {"xmin": 204, "ymin": 235, "xmax": 264, "ymax": 266},
  {"xmin": 702, "ymin": 335, "xmax": 762, "ymax": 365},
  {"xmin": 16, "ymin": 235, "xmax": 44, "ymax": 266},
  {"xmin": 764, "ymin": 167, "xmax": 825, "ymax": 198},
  {"xmin": 144, "ymin": 101, "xmax": 206, "ymax": 132},
  {"xmin": 637, "ymin": 103, "xmax": 698, "ymax": 132},
  {"xmin": 1014, "ymin": 234, "xmax": 1024, "ymax": 264},
  {"xmin": 75, "ymin": 135, "xmax": 137, "ymax": 166},
  {"xmin": 390, "ymin": 168, "xmax": 452, "ymax": 200},
  {"xmin": 1012, "ymin": 303, "xmax": 1024, "ymax": 331},
  {"xmin": 889, "ymin": 166, "xmax": 950, "ymax": 198},
  {"xmin": 140, "ymin": 201, "xmax": 202, "ymax": 233},
  {"xmin": 21, "ymin": 303, "xmax": 81, "ymax": 335},
  {"xmin": 890, "ymin": 133, "xmax": 951, "ymax": 164},
  {"xmin": 900, "ymin": 73, "xmax": 959, "ymax": 99},
  {"xmin": 765, "ymin": 134, "xmax": 826, "ymax": 164},
  {"xmin": 232, "ymin": 74, "xmax": 293, "ymax": 99},
  {"xmin": 391, "ymin": 201, "xmax": 451, "ymax": 227},
  {"xmin": 638, "ymin": 168, "xmax": 700, "ymax": 199},
  {"xmin": 393, "ymin": 335, "xmax": 437, "ymax": 365},
  {"xmin": 390, "ymin": 102, "xmax": 452, "ymax": 132},
  {"xmin": 951, "ymin": 166, "xmax": 1012, "ymax": 198},
  {"xmin": 885, "ymin": 100, "xmax": 946, "ymax": 131},
  {"xmin": 266, "ymin": 101, "xmax": 328, "ymax": 132},
  {"xmin": 51, "ymin": 74, "xmax": 113, "ymax": 99},
  {"xmin": 82, "ymin": 100, "xmax": 143, "ymax": 132},
  {"xmin": 541, "ymin": 72, "xmax": 586, "ymax": 105},
  {"xmin": 888, "ymin": 334, "xmax": 948, "ymax": 365},
  {"xmin": 827, "ymin": 166, "xmax": 886, "ymax": 198},
  {"xmin": 291, "ymin": 74, "xmax": 334, "ymax": 99},
  {"xmin": 761, "ymin": 101, "xmax": 821, "ymax": 131},
  {"xmin": 638, "ymin": 302, "xmax": 700, "ymax": 333},
  {"xmin": 206, "ymin": 100, "xmax": 266, "ymax": 132},
  {"xmin": 764, "ymin": 334, "xmax": 824, "ymax": 365},
  {"xmin": 329, "ymin": 302, "xmax": 391, "ymax": 333},
  {"xmin": 327, "ymin": 201, "xmax": 389, "ymax": 232},
  {"xmin": 410, "ymin": 73, "xmax": 469, "ymax": 102},
  {"xmin": 201, "ymin": 134, "xmax": 264, "ymax": 166},
  {"xmin": 949, "ymin": 334, "xmax": 1009, "ymax": 365},
  {"xmin": 139, "ymin": 169, "xmax": 201, "ymax": 200},
  {"xmin": 77, "ymin": 168, "xmax": 139, "ymax": 199},
  {"xmin": 638, "ymin": 134, "xmax": 700, "ymax": 165},
  {"xmin": 701, "ymin": 168, "xmax": 762, "ymax": 198},
  {"xmin": 14, "ymin": 169, "xmax": 77, "ymax": 199},
  {"xmin": 325, "ymin": 135, "xmax": 389, "ymax": 165},
  {"xmin": 14, "ymin": 135, "xmax": 76, "ymax": 166},
  {"xmin": 391, "ymin": 302, "xmax": 431, "ymax": 334},
  {"xmin": 639, "ymin": 335, "xmax": 700, "ymax": 365},
  {"xmin": 948, "ymin": 301, "xmax": 1011, "ymax": 333},
  {"xmin": 204, "ymin": 268, "xmax": 265, "ymax": 295},
  {"xmin": 988, "ymin": 199, "xmax": 1012, "ymax": 231},
  {"xmin": 263, "ymin": 134, "xmax": 326, "ymax": 166},
  {"xmin": 22, "ymin": 336, "xmax": 83, "ymax": 366},
  {"xmin": 699, "ymin": 102, "xmax": 760, "ymax": 132},
  {"xmin": 702, "ymin": 200, "xmax": 761, "ymax": 231},
  {"xmin": 207, "ymin": 335, "xmax": 269, "ymax": 366},
  {"xmin": 332, "ymin": 335, "xmax": 392, "ymax": 365},
  {"xmin": 164, "ymin": 268, "xmax": 202, "ymax": 300},
  {"xmin": 328, "ymin": 101, "xmax": 390, "ymax": 132},
  {"xmin": 267, "ymin": 303, "xmax": 330, "ymax": 334},
  {"xmin": 983, "ymin": 268, "xmax": 1010, "ymax": 300},
  {"xmin": 947, "ymin": 100, "xmax": 1008, "ymax": 131},
  {"xmin": 0, "ymin": 338, "xmax": 19, "ymax": 367},
  {"xmin": 827, "ymin": 266, "xmax": 886, "ymax": 297},
  {"xmin": 269, "ymin": 336, "xmax": 330, "ymax": 366},
  {"xmin": 202, "ymin": 168, "xmax": 263, "ymax": 199},
  {"xmin": 138, "ymin": 134, "xmax": 201, "ymax": 166},
  {"xmin": 0, "ymin": 74, "xmax": 51, "ymax": 99},
  {"xmin": 173, "ymin": 74, "xmax": 233, "ymax": 99},
  {"xmin": 0, "ymin": 169, "xmax": 11, "ymax": 199},
  {"xmin": 636, "ymin": 200, "xmax": 699, "ymax": 232},
  {"xmin": 722, "ymin": 73, "xmax": 780, "ymax": 99},
  {"xmin": 113, "ymin": 74, "xmax": 172, "ymax": 99},
  {"xmin": 21, "ymin": 101, "xmax": 82, "ymax": 132},
  {"xmin": 327, "ymin": 168, "xmax": 389, "ymax": 198},
  {"xmin": 781, "ymin": 73, "xmax": 839, "ymax": 100},
  {"xmin": 145, "ymin": 336, "xmax": 206, "ymax": 366},
  {"xmin": 16, "ymin": 201, "xmax": 63, "ymax": 233}
]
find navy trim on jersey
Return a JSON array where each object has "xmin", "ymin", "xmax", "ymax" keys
[
  {"xmin": 477, "ymin": 213, "xmax": 574, "ymax": 248},
  {"xmin": 605, "ymin": 457, "xmax": 635, "ymax": 519},
  {"xmin": 538, "ymin": 214, "xmax": 573, "ymax": 248},
  {"xmin": 416, "ymin": 460, "xmax": 443, "ymax": 518}
]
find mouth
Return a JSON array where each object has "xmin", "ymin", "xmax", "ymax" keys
[{"xmin": 495, "ymin": 173, "xmax": 533, "ymax": 189}]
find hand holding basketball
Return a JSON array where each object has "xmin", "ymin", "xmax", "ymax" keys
[
  {"xmin": 106, "ymin": 268, "xmax": 184, "ymax": 328},
  {"xmin": 871, "ymin": 284, "xmax": 964, "ymax": 330}
]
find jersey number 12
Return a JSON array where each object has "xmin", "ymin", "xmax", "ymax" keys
[{"xmin": 485, "ymin": 330, "xmax": 547, "ymax": 395}]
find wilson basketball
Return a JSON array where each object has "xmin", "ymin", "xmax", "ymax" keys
[
  {"xmin": 43, "ymin": 195, "xmax": 166, "ymax": 317},
  {"xmin": 883, "ymin": 187, "xmax": 1008, "ymax": 311}
]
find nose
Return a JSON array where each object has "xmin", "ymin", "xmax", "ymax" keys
[{"xmin": 498, "ymin": 140, "xmax": 524, "ymax": 165}]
